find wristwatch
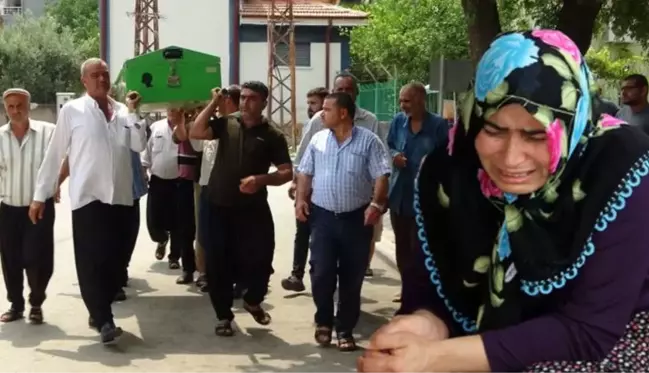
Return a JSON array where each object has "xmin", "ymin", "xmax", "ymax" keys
[{"xmin": 370, "ymin": 201, "xmax": 386, "ymax": 213}]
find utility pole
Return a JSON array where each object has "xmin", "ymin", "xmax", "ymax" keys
[
  {"xmin": 129, "ymin": 0, "xmax": 161, "ymax": 121},
  {"xmin": 131, "ymin": 0, "xmax": 160, "ymax": 56},
  {"xmin": 267, "ymin": 0, "xmax": 297, "ymax": 149}
]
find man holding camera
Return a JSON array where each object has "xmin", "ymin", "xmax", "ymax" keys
[{"xmin": 190, "ymin": 82, "xmax": 292, "ymax": 337}]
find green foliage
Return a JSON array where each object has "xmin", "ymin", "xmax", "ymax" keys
[
  {"xmin": 347, "ymin": 0, "xmax": 649, "ymax": 84},
  {"xmin": 602, "ymin": 1, "xmax": 649, "ymax": 50},
  {"xmin": 0, "ymin": 15, "xmax": 84, "ymax": 103},
  {"xmin": 345, "ymin": 0, "xmax": 469, "ymax": 82},
  {"xmin": 586, "ymin": 46, "xmax": 649, "ymax": 81},
  {"xmin": 45, "ymin": 0, "xmax": 99, "ymax": 58},
  {"xmin": 496, "ymin": 0, "xmax": 649, "ymax": 48}
]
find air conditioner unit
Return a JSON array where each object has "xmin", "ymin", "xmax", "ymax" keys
[{"xmin": 55, "ymin": 92, "xmax": 76, "ymax": 118}]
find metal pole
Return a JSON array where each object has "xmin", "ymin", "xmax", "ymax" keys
[
  {"xmin": 437, "ymin": 55, "xmax": 444, "ymax": 115},
  {"xmin": 289, "ymin": 16, "xmax": 297, "ymax": 149}
]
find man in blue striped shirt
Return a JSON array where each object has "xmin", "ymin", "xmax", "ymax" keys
[
  {"xmin": 296, "ymin": 92, "xmax": 391, "ymax": 351},
  {"xmin": 283, "ymin": 73, "xmax": 386, "ymax": 292}
]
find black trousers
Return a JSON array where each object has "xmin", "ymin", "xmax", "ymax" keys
[
  {"xmin": 291, "ymin": 214, "xmax": 311, "ymax": 280},
  {"xmin": 0, "ymin": 199, "xmax": 55, "ymax": 311},
  {"xmin": 390, "ymin": 212, "xmax": 419, "ymax": 296},
  {"xmin": 119, "ymin": 198, "xmax": 141, "ymax": 287},
  {"xmin": 309, "ymin": 204, "xmax": 372, "ymax": 333},
  {"xmin": 72, "ymin": 201, "xmax": 131, "ymax": 328},
  {"xmin": 146, "ymin": 176, "xmax": 196, "ymax": 273},
  {"xmin": 204, "ymin": 201, "xmax": 275, "ymax": 321}
]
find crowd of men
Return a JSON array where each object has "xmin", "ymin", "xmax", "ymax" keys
[{"xmin": 0, "ymin": 55, "xmax": 646, "ymax": 352}]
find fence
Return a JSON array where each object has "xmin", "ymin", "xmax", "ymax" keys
[
  {"xmin": 357, "ymin": 79, "xmax": 457, "ymax": 121},
  {"xmin": 357, "ymin": 80, "xmax": 404, "ymax": 122}
]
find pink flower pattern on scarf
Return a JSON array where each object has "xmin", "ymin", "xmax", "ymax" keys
[
  {"xmin": 531, "ymin": 30, "xmax": 581, "ymax": 64},
  {"xmin": 600, "ymin": 114, "xmax": 626, "ymax": 128},
  {"xmin": 478, "ymin": 169, "xmax": 503, "ymax": 198},
  {"xmin": 447, "ymin": 123, "xmax": 457, "ymax": 155}
]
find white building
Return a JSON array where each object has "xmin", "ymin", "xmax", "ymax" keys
[{"xmin": 101, "ymin": 0, "xmax": 367, "ymax": 124}]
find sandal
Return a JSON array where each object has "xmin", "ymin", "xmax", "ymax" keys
[
  {"xmin": 0, "ymin": 308, "xmax": 23, "ymax": 323},
  {"xmin": 28, "ymin": 307, "xmax": 43, "ymax": 324},
  {"xmin": 337, "ymin": 334, "xmax": 358, "ymax": 352},
  {"xmin": 314, "ymin": 325, "xmax": 332, "ymax": 346},
  {"xmin": 243, "ymin": 302, "xmax": 272, "ymax": 325},
  {"xmin": 168, "ymin": 261, "xmax": 180, "ymax": 270},
  {"xmin": 214, "ymin": 320, "xmax": 234, "ymax": 337}
]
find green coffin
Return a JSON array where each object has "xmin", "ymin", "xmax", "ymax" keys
[{"xmin": 112, "ymin": 46, "xmax": 222, "ymax": 112}]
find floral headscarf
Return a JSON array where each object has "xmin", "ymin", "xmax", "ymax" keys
[{"xmin": 414, "ymin": 30, "xmax": 649, "ymax": 332}]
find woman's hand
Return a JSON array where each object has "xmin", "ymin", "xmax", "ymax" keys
[
  {"xmin": 358, "ymin": 332, "xmax": 436, "ymax": 372},
  {"xmin": 379, "ymin": 310, "xmax": 450, "ymax": 341}
]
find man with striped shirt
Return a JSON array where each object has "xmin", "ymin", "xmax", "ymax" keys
[
  {"xmin": 284, "ymin": 73, "xmax": 386, "ymax": 292},
  {"xmin": 296, "ymin": 92, "xmax": 390, "ymax": 351},
  {"xmin": 0, "ymin": 88, "xmax": 56, "ymax": 324}
]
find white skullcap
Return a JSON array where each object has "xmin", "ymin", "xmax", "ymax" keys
[{"xmin": 3, "ymin": 88, "xmax": 31, "ymax": 100}]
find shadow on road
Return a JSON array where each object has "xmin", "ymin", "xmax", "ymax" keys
[{"xmin": 23, "ymin": 294, "xmax": 391, "ymax": 371}]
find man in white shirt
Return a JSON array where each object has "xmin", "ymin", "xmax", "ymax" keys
[
  {"xmin": 28, "ymin": 58, "xmax": 146, "ymax": 346},
  {"xmin": 142, "ymin": 108, "xmax": 197, "ymax": 284},
  {"xmin": 0, "ymin": 88, "xmax": 56, "ymax": 325}
]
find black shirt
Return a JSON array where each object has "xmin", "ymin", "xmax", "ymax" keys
[{"xmin": 207, "ymin": 115, "xmax": 291, "ymax": 206}]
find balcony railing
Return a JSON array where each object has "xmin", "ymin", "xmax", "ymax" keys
[{"xmin": 1, "ymin": 6, "xmax": 23, "ymax": 16}]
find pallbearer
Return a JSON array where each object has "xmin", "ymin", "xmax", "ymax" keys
[{"xmin": 29, "ymin": 58, "xmax": 146, "ymax": 345}]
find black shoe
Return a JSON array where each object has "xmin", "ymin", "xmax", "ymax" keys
[
  {"xmin": 100, "ymin": 322, "xmax": 123, "ymax": 345},
  {"xmin": 169, "ymin": 260, "xmax": 180, "ymax": 270},
  {"xmin": 28, "ymin": 307, "xmax": 44, "ymax": 324},
  {"xmin": 196, "ymin": 274, "xmax": 208, "ymax": 292},
  {"xmin": 155, "ymin": 239, "xmax": 167, "ymax": 260},
  {"xmin": 114, "ymin": 288, "xmax": 127, "ymax": 302},
  {"xmin": 233, "ymin": 284, "xmax": 244, "ymax": 299},
  {"xmin": 281, "ymin": 275, "xmax": 306, "ymax": 292},
  {"xmin": 176, "ymin": 271, "xmax": 194, "ymax": 284}
]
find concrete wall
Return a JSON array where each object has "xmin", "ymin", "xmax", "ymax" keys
[
  {"xmin": 0, "ymin": 104, "xmax": 57, "ymax": 125},
  {"xmin": 1, "ymin": 0, "xmax": 46, "ymax": 25},
  {"xmin": 107, "ymin": 0, "xmax": 231, "ymax": 86}
]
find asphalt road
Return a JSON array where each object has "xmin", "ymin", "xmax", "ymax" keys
[{"xmin": 0, "ymin": 181, "xmax": 400, "ymax": 372}]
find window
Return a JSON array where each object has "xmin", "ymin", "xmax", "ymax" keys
[{"xmin": 274, "ymin": 42, "xmax": 311, "ymax": 67}]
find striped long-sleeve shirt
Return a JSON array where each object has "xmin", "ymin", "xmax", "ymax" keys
[
  {"xmin": 0, "ymin": 120, "xmax": 56, "ymax": 206},
  {"xmin": 298, "ymin": 126, "xmax": 391, "ymax": 213}
]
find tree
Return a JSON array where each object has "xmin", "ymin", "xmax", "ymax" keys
[
  {"xmin": 585, "ymin": 46, "xmax": 648, "ymax": 81},
  {"xmin": 45, "ymin": 0, "xmax": 99, "ymax": 58},
  {"xmin": 463, "ymin": 0, "xmax": 649, "ymax": 65},
  {"xmin": 347, "ymin": 0, "xmax": 469, "ymax": 82},
  {"xmin": 0, "ymin": 15, "xmax": 84, "ymax": 104}
]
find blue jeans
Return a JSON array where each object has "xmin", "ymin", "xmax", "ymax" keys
[{"xmin": 309, "ymin": 204, "xmax": 372, "ymax": 333}]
